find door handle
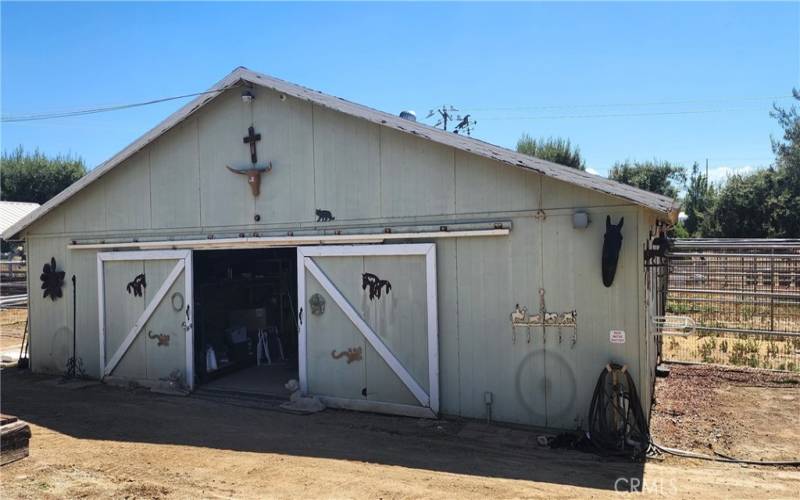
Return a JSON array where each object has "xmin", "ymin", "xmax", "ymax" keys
[
  {"xmin": 298, "ymin": 307, "xmax": 303, "ymax": 325},
  {"xmin": 181, "ymin": 304, "xmax": 192, "ymax": 331}
]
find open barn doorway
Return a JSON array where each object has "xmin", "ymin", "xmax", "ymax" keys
[{"xmin": 192, "ymin": 248, "xmax": 298, "ymax": 397}]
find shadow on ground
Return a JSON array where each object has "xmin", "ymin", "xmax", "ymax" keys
[{"xmin": 1, "ymin": 369, "xmax": 642, "ymax": 492}]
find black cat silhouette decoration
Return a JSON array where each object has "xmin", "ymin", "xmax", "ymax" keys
[
  {"xmin": 315, "ymin": 209, "xmax": 335, "ymax": 222},
  {"xmin": 602, "ymin": 216, "xmax": 624, "ymax": 287},
  {"xmin": 40, "ymin": 257, "xmax": 65, "ymax": 301},
  {"xmin": 126, "ymin": 274, "xmax": 147, "ymax": 297}
]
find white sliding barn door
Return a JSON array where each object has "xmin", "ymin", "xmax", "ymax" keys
[
  {"xmin": 97, "ymin": 250, "xmax": 194, "ymax": 389},
  {"xmin": 298, "ymin": 244, "xmax": 439, "ymax": 418}
]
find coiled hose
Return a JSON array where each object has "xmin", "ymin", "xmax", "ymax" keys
[{"xmin": 587, "ymin": 363, "xmax": 800, "ymax": 466}]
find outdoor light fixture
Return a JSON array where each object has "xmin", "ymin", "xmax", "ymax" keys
[
  {"xmin": 241, "ymin": 90, "xmax": 254, "ymax": 103},
  {"xmin": 573, "ymin": 211, "xmax": 590, "ymax": 229}
]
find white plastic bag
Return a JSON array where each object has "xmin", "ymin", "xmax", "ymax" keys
[{"xmin": 206, "ymin": 346, "xmax": 218, "ymax": 372}]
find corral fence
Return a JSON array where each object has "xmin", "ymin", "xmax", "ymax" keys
[
  {"xmin": 0, "ymin": 260, "xmax": 28, "ymax": 309},
  {"xmin": 662, "ymin": 239, "xmax": 800, "ymax": 372}
]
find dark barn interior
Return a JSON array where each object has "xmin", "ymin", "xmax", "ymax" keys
[{"xmin": 192, "ymin": 248, "xmax": 298, "ymax": 396}]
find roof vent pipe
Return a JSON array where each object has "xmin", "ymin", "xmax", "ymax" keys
[{"xmin": 399, "ymin": 110, "xmax": 417, "ymax": 121}]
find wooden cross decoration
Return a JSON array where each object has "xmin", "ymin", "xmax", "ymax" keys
[
  {"xmin": 226, "ymin": 125, "xmax": 272, "ymax": 197},
  {"xmin": 243, "ymin": 126, "xmax": 261, "ymax": 164}
]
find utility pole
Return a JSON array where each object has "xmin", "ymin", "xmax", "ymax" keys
[{"xmin": 705, "ymin": 158, "xmax": 709, "ymax": 179}]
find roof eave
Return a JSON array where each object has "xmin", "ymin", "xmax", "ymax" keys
[
  {"xmin": 3, "ymin": 66, "xmax": 677, "ymax": 239},
  {"xmin": 1, "ymin": 68, "xmax": 249, "ymax": 241}
]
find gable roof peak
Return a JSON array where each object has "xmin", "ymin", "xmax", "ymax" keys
[{"xmin": 2, "ymin": 68, "xmax": 676, "ymax": 239}]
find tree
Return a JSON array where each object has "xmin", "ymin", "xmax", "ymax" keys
[
  {"xmin": 1, "ymin": 147, "xmax": 86, "ymax": 204},
  {"xmin": 701, "ymin": 90, "xmax": 800, "ymax": 238},
  {"xmin": 768, "ymin": 89, "xmax": 800, "ymax": 237},
  {"xmin": 700, "ymin": 170, "xmax": 773, "ymax": 237},
  {"xmin": 607, "ymin": 160, "xmax": 686, "ymax": 198},
  {"xmin": 671, "ymin": 222, "xmax": 690, "ymax": 238},
  {"xmin": 516, "ymin": 134, "xmax": 586, "ymax": 170},
  {"xmin": 683, "ymin": 162, "xmax": 715, "ymax": 236}
]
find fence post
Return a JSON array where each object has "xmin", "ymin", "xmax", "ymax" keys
[{"xmin": 770, "ymin": 250, "xmax": 775, "ymax": 333}]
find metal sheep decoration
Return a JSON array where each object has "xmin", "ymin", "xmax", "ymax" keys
[
  {"xmin": 601, "ymin": 216, "xmax": 624, "ymax": 287},
  {"xmin": 40, "ymin": 257, "xmax": 66, "ymax": 301}
]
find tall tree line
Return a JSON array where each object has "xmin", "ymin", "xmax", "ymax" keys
[
  {"xmin": 1, "ymin": 146, "xmax": 86, "ymax": 205},
  {"xmin": 517, "ymin": 90, "xmax": 800, "ymax": 238}
]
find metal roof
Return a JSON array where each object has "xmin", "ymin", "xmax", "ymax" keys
[
  {"xmin": 0, "ymin": 201, "xmax": 40, "ymax": 238},
  {"xmin": 2, "ymin": 67, "xmax": 677, "ymax": 240}
]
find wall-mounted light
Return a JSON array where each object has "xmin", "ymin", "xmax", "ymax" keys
[
  {"xmin": 241, "ymin": 90, "xmax": 255, "ymax": 103},
  {"xmin": 573, "ymin": 211, "xmax": 590, "ymax": 229}
]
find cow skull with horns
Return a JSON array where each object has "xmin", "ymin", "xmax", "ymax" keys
[{"xmin": 226, "ymin": 163, "xmax": 272, "ymax": 197}]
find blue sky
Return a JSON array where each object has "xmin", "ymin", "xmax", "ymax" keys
[{"xmin": 2, "ymin": 2, "xmax": 798, "ymax": 181}]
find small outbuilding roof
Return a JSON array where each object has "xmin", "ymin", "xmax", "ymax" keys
[
  {"xmin": 0, "ymin": 201, "xmax": 40, "ymax": 238},
  {"xmin": 2, "ymin": 67, "xmax": 677, "ymax": 239}
]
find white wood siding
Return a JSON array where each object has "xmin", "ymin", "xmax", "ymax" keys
[
  {"xmin": 24, "ymin": 85, "xmax": 658, "ymax": 427},
  {"xmin": 149, "ymin": 120, "xmax": 201, "ymax": 229}
]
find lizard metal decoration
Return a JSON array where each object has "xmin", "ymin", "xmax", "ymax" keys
[
  {"xmin": 331, "ymin": 347, "xmax": 362, "ymax": 364},
  {"xmin": 362, "ymin": 272, "xmax": 391, "ymax": 300},
  {"xmin": 40, "ymin": 257, "xmax": 66, "ymax": 301},
  {"xmin": 126, "ymin": 274, "xmax": 147, "ymax": 297},
  {"xmin": 147, "ymin": 330, "xmax": 170, "ymax": 347}
]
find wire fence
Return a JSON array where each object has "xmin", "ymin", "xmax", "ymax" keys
[
  {"xmin": 0, "ymin": 260, "xmax": 28, "ymax": 309},
  {"xmin": 662, "ymin": 239, "xmax": 800, "ymax": 372}
]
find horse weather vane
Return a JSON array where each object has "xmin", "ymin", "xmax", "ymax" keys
[
  {"xmin": 226, "ymin": 125, "xmax": 273, "ymax": 197},
  {"xmin": 453, "ymin": 114, "xmax": 477, "ymax": 136}
]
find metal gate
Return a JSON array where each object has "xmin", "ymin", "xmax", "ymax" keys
[{"xmin": 663, "ymin": 239, "xmax": 800, "ymax": 372}]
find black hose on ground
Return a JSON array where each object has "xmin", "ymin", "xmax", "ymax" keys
[
  {"xmin": 586, "ymin": 362, "xmax": 800, "ymax": 466},
  {"xmin": 650, "ymin": 442, "xmax": 800, "ymax": 466}
]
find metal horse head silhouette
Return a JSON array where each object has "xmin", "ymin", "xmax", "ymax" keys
[{"xmin": 601, "ymin": 216, "xmax": 624, "ymax": 287}]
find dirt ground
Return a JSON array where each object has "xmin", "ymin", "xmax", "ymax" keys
[
  {"xmin": 1, "ymin": 366, "xmax": 799, "ymax": 499},
  {"xmin": 650, "ymin": 364, "xmax": 800, "ymax": 461}
]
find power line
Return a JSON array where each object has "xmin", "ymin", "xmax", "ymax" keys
[
  {"xmin": 440, "ymin": 95, "xmax": 795, "ymax": 112},
  {"xmin": 1, "ymin": 89, "xmax": 224, "ymax": 123},
  {"xmin": 3, "ymin": 90, "xmax": 792, "ymax": 124},
  {"xmin": 479, "ymin": 106, "xmax": 769, "ymax": 121}
]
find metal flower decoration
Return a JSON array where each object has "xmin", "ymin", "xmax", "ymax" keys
[{"xmin": 40, "ymin": 257, "xmax": 66, "ymax": 301}]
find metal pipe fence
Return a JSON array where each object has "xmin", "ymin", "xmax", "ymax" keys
[
  {"xmin": 0, "ymin": 260, "xmax": 28, "ymax": 309},
  {"xmin": 662, "ymin": 239, "xmax": 800, "ymax": 372}
]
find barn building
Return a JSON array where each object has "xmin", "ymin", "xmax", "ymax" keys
[{"xmin": 3, "ymin": 67, "xmax": 676, "ymax": 428}]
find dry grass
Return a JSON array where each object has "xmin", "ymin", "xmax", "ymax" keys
[
  {"xmin": 0, "ymin": 308, "xmax": 27, "ymax": 351},
  {"xmin": 663, "ymin": 332, "xmax": 800, "ymax": 372}
]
